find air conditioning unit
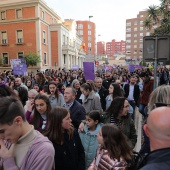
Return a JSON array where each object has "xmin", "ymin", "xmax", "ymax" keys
[
  {"xmin": 18, "ymin": 38, "xmax": 22, "ymax": 43},
  {"xmin": 2, "ymin": 39, "xmax": 7, "ymax": 44}
]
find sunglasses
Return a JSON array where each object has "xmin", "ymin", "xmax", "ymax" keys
[{"xmin": 154, "ymin": 102, "xmax": 170, "ymax": 108}]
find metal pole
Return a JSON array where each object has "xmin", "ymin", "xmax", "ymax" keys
[{"xmin": 153, "ymin": 36, "xmax": 158, "ymax": 89}]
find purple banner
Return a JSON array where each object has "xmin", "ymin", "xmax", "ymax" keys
[
  {"xmin": 83, "ymin": 62, "xmax": 95, "ymax": 81},
  {"xmin": 105, "ymin": 66, "xmax": 113, "ymax": 70},
  {"xmin": 128, "ymin": 64, "xmax": 143, "ymax": 72}
]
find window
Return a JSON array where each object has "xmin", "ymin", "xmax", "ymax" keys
[
  {"xmin": 134, "ymin": 21, "xmax": 137, "ymax": 25},
  {"xmin": 140, "ymin": 33, "xmax": 143, "ymax": 36},
  {"xmin": 2, "ymin": 53, "xmax": 8, "ymax": 64},
  {"xmin": 88, "ymin": 30, "xmax": 91, "ymax": 35},
  {"xmin": 63, "ymin": 35, "xmax": 65, "ymax": 45},
  {"xmin": 134, "ymin": 34, "xmax": 137, "ymax": 37},
  {"xmin": 17, "ymin": 30, "xmax": 23, "ymax": 43},
  {"xmin": 140, "ymin": 21, "xmax": 143, "ymax": 25},
  {"xmin": 88, "ymin": 36, "xmax": 91, "ymax": 41},
  {"xmin": 126, "ymin": 39, "xmax": 131, "ymax": 43},
  {"xmin": 16, "ymin": 9, "xmax": 22, "ymax": 18},
  {"xmin": 126, "ymin": 28, "xmax": 131, "ymax": 32},
  {"xmin": 88, "ymin": 24, "xmax": 91, "ymax": 29},
  {"xmin": 126, "ymin": 45, "xmax": 131, "ymax": 49},
  {"xmin": 78, "ymin": 30, "xmax": 83, "ymax": 35},
  {"xmin": 134, "ymin": 45, "xmax": 137, "ymax": 48},
  {"xmin": 140, "ymin": 27, "xmax": 143, "ymax": 31},
  {"xmin": 139, "ymin": 44, "xmax": 143, "ymax": 48},
  {"xmin": 146, "ymin": 32, "xmax": 150, "ymax": 36},
  {"xmin": 1, "ymin": 31, "xmax": 7, "ymax": 44},
  {"xmin": 44, "ymin": 53, "xmax": 47, "ymax": 64},
  {"xmin": 126, "ymin": 22, "xmax": 131, "ymax": 26},
  {"xmin": 140, "ymin": 15, "xmax": 144, "ymax": 18},
  {"xmin": 64, "ymin": 54, "xmax": 66, "ymax": 64},
  {"xmin": 1, "ymin": 11, "xmax": 6, "ymax": 20},
  {"xmin": 42, "ymin": 11, "xmax": 45, "ymax": 20},
  {"xmin": 77, "ymin": 24, "xmax": 83, "ymax": 29},
  {"xmin": 140, "ymin": 39, "xmax": 143, "ymax": 42},
  {"xmin": 134, "ymin": 27, "xmax": 137, "ymax": 31},
  {"xmin": 43, "ymin": 31, "xmax": 46, "ymax": 44},
  {"xmin": 126, "ymin": 34, "xmax": 131, "ymax": 37},
  {"xmin": 18, "ymin": 52, "xmax": 24, "ymax": 58},
  {"xmin": 88, "ymin": 43, "xmax": 91, "ymax": 47}
]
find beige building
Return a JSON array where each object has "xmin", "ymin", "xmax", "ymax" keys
[
  {"xmin": 0, "ymin": 0, "xmax": 85, "ymax": 71},
  {"xmin": 126, "ymin": 11, "xmax": 156, "ymax": 60}
]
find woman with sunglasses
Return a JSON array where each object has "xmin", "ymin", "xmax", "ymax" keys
[{"xmin": 25, "ymin": 93, "xmax": 52, "ymax": 133}]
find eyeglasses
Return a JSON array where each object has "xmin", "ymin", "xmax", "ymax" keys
[
  {"xmin": 42, "ymin": 120, "xmax": 47, "ymax": 130},
  {"xmin": 28, "ymin": 97, "xmax": 35, "ymax": 100},
  {"xmin": 154, "ymin": 102, "xmax": 170, "ymax": 108}
]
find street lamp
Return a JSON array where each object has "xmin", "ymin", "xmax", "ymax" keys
[{"xmin": 89, "ymin": 16, "xmax": 93, "ymax": 21}]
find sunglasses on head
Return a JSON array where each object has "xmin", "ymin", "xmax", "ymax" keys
[{"xmin": 154, "ymin": 102, "xmax": 170, "ymax": 108}]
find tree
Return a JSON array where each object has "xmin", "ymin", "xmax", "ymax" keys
[
  {"xmin": 0, "ymin": 57, "xmax": 4, "ymax": 65},
  {"xmin": 144, "ymin": 0, "xmax": 170, "ymax": 35},
  {"xmin": 25, "ymin": 52, "xmax": 41, "ymax": 67}
]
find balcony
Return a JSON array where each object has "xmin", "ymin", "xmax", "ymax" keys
[{"xmin": 62, "ymin": 44, "xmax": 75, "ymax": 53}]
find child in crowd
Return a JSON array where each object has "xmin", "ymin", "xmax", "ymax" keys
[
  {"xmin": 79, "ymin": 110, "xmax": 103, "ymax": 169},
  {"xmin": 88, "ymin": 124, "xmax": 132, "ymax": 170}
]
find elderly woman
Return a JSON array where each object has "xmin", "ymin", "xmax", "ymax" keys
[{"xmin": 102, "ymin": 96, "xmax": 137, "ymax": 149}]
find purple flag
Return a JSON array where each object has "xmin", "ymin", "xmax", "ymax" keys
[{"xmin": 83, "ymin": 62, "xmax": 95, "ymax": 81}]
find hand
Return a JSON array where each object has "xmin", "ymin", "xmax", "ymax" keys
[
  {"xmin": 78, "ymin": 122, "xmax": 85, "ymax": 132},
  {"xmin": 0, "ymin": 140, "xmax": 12, "ymax": 159},
  {"xmin": 27, "ymin": 101, "xmax": 34, "ymax": 112}
]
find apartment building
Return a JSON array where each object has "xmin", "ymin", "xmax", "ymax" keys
[
  {"xmin": 126, "ymin": 11, "xmax": 156, "ymax": 59},
  {"xmin": 97, "ymin": 41, "xmax": 106, "ymax": 55},
  {"xmin": 0, "ymin": 0, "xmax": 85, "ymax": 70},
  {"xmin": 106, "ymin": 39, "xmax": 126, "ymax": 58},
  {"xmin": 76, "ymin": 21, "xmax": 96, "ymax": 55}
]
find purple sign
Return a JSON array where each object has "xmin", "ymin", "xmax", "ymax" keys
[
  {"xmin": 72, "ymin": 65, "xmax": 79, "ymax": 70},
  {"xmin": 83, "ymin": 62, "xmax": 95, "ymax": 81},
  {"xmin": 105, "ymin": 66, "xmax": 113, "ymax": 70},
  {"xmin": 10, "ymin": 59, "xmax": 27, "ymax": 75},
  {"xmin": 128, "ymin": 64, "xmax": 143, "ymax": 72}
]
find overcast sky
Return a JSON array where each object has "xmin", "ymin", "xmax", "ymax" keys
[{"xmin": 45, "ymin": 0, "xmax": 161, "ymax": 42}]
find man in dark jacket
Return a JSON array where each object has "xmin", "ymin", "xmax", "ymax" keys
[
  {"xmin": 139, "ymin": 107, "xmax": 170, "ymax": 170},
  {"xmin": 95, "ymin": 77, "xmax": 108, "ymax": 111},
  {"xmin": 102, "ymin": 71, "xmax": 115, "ymax": 90},
  {"xmin": 64, "ymin": 87, "xmax": 86, "ymax": 129},
  {"xmin": 124, "ymin": 75, "xmax": 140, "ymax": 120}
]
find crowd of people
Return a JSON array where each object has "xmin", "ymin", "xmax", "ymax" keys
[{"xmin": 0, "ymin": 65, "xmax": 170, "ymax": 170}]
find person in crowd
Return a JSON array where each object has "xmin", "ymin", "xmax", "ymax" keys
[
  {"xmin": 55, "ymin": 77, "xmax": 62, "ymax": 86},
  {"xmin": 105, "ymin": 83, "xmax": 123, "ymax": 109},
  {"xmin": 24, "ymin": 89, "xmax": 38, "ymax": 112},
  {"xmin": 25, "ymin": 94, "xmax": 52, "ymax": 133},
  {"xmin": 138, "ymin": 107, "xmax": 170, "ymax": 170},
  {"xmin": 88, "ymin": 124, "xmax": 132, "ymax": 170},
  {"xmin": 17, "ymin": 86, "xmax": 28, "ymax": 107},
  {"xmin": 71, "ymin": 79, "xmax": 82, "ymax": 103},
  {"xmin": 44, "ymin": 107, "xmax": 85, "ymax": 170},
  {"xmin": 64, "ymin": 87, "xmax": 86, "ymax": 129},
  {"xmin": 124, "ymin": 75, "xmax": 140, "ymax": 120},
  {"xmin": 94, "ymin": 77, "xmax": 108, "ymax": 111},
  {"xmin": 134, "ymin": 75, "xmax": 143, "ymax": 92},
  {"xmin": 80, "ymin": 83, "xmax": 102, "ymax": 113},
  {"xmin": 139, "ymin": 72, "xmax": 154, "ymax": 117},
  {"xmin": 0, "ymin": 84, "xmax": 17, "ymax": 97},
  {"xmin": 140, "ymin": 85, "xmax": 170, "ymax": 156},
  {"xmin": 102, "ymin": 71, "xmax": 115, "ymax": 90},
  {"xmin": 115, "ymin": 79, "xmax": 125, "ymax": 95},
  {"xmin": 47, "ymin": 81, "xmax": 65, "ymax": 108},
  {"xmin": 25, "ymin": 78, "xmax": 33, "ymax": 90},
  {"xmin": 33, "ymin": 84, "xmax": 40, "ymax": 93},
  {"xmin": 79, "ymin": 110, "xmax": 103, "ymax": 169},
  {"xmin": 102, "ymin": 97, "xmax": 137, "ymax": 148},
  {"xmin": 35, "ymin": 72, "xmax": 48, "ymax": 91},
  {"xmin": 14, "ymin": 77, "xmax": 28, "ymax": 91},
  {"xmin": 0, "ymin": 96, "xmax": 55, "ymax": 170},
  {"xmin": 57, "ymin": 83, "xmax": 65, "ymax": 95}
]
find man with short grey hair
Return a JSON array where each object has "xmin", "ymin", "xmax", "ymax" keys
[
  {"xmin": 64, "ymin": 87, "xmax": 86, "ymax": 129},
  {"xmin": 15, "ymin": 77, "xmax": 28, "ymax": 91}
]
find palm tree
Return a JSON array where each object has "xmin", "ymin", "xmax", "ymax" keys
[{"xmin": 143, "ymin": 0, "xmax": 170, "ymax": 35}]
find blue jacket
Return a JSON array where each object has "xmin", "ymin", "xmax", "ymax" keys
[{"xmin": 79, "ymin": 123, "xmax": 103, "ymax": 169}]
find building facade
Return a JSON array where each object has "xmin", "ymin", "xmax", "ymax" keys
[
  {"xmin": 0, "ymin": 0, "xmax": 85, "ymax": 70},
  {"xmin": 106, "ymin": 39, "xmax": 126, "ymax": 58},
  {"xmin": 76, "ymin": 21, "xmax": 96, "ymax": 56},
  {"xmin": 125, "ymin": 11, "xmax": 156, "ymax": 59}
]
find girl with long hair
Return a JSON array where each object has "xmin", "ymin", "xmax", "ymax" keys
[
  {"xmin": 88, "ymin": 124, "xmax": 132, "ymax": 170},
  {"xmin": 45, "ymin": 107, "xmax": 85, "ymax": 170}
]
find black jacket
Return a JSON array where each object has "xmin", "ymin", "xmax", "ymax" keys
[
  {"xmin": 124, "ymin": 83, "xmax": 140, "ymax": 106},
  {"xmin": 102, "ymin": 78, "xmax": 115, "ymax": 90},
  {"xmin": 69, "ymin": 100, "xmax": 86, "ymax": 129},
  {"xmin": 139, "ymin": 148, "xmax": 170, "ymax": 170},
  {"xmin": 98, "ymin": 86, "xmax": 109, "ymax": 111},
  {"xmin": 53, "ymin": 129, "xmax": 85, "ymax": 170}
]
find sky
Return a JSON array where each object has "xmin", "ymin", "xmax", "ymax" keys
[{"xmin": 45, "ymin": 0, "xmax": 161, "ymax": 42}]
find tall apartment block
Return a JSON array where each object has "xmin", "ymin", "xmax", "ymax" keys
[
  {"xmin": 126, "ymin": 11, "xmax": 155, "ymax": 59},
  {"xmin": 97, "ymin": 41, "xmax": 106, "ymax": 55},
  {"xmin": 0, "ymin": 0, "xmax": 85, "ymax": 70},
  {"xmin": 106, "ymin": 39, "xmax": 126, "ymax": 58},
  {"xmin": 76, "ymin": 21, "xmax": 96, "ymax": 55}
]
